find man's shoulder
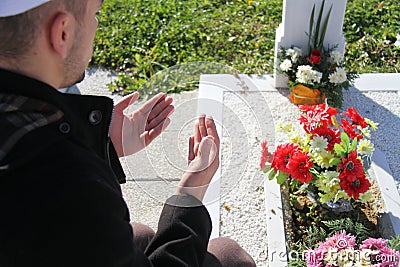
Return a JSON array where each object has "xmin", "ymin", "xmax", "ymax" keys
[{"xmin": 1, "ymin": 128, "xmax": 118, "ymax": 189}]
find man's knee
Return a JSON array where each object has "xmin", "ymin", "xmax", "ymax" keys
[
  {"xmin": 207, "ymin": 237, "xmax": 256, "ymax": 267},
  {"xmin": 130, "ymin": 222, "xmax": 155, "ymax": 252}
]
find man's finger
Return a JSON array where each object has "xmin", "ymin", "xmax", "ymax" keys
[
  {"xmin": 114, "ymin": 92, "xmax": 139, "ymax": 113},
  {"xmin": 198, "ymin": 114, "xmax": 207, "ymax": 138},
  {"xmin": 140, "ymin": 93, "xmax": 166, "ymax": 115},
  {"xmin": 193, "ymin": 120, "xmax": 201, "ymax": 155},
  {"xmin": 194, "ymin": 120, "xmax": 201, "ymax": 143},
  {"xmin": 146, "ymin": 105, "xmax": 174, "ymax": 131},
  {"xmin": 147, "ymin": 96, "xmax": 173, "ymax": 122},
  {"xmin": 188, "ymin": 136, "xmax": 195, "ymax": 163},
  {"xmin": 206, "ymin": 116, "xmax": 220, "ymax": 148}
]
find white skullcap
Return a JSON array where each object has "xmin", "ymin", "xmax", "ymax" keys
[{"xmin": 0, "ymin": 0, "xmax": 51, "ymax": 17}]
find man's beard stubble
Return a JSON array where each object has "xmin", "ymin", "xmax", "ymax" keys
[{"xmin": 59, "ymin": 37, "xmax": 90, "ymax": 89}]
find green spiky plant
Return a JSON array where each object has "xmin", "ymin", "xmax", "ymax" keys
[{"xmin": 307, "ymin": 0, "xmax": 333, "ymax": 53}]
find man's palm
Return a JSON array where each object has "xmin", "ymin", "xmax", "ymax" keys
[{"xmin": 110, "ymin": 92, "xmax": 174, "ymax": 157}]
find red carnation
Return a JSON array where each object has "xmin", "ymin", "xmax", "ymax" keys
[
  {"xmin": 340, "ymin": 173, "xmax": 371, "ymax": 199},
  {"xmin": 338, "ymin": 151, "xmax": 364, "ymax": 182},
  {"xmin": 271, "ymin": 143, "xmax": 299, "ymax": 173},
  {"xmin": 286, "ymin": 150, "xmax": 314, "ymax": 183},
  {"xmin": 312, "ymin": 126, "xmax": 341, "ymax": 151},
  {"xmin": 299, "ymin": 104, "xmax": 338, "ymax": 134},
  {"xmin": 343, "ymin": 108, "xmax": 367, "ymax": 128},
  {"xmin": 309, "ymin": 50, "xmax": 322, "ymax": 64},
  {"xmin": 260, "ymin": 141, "xmax": 273, "ymax": 169},
  {"xmin": 341, "ymin": 118, "xmax": 363, "ymax": 140}
]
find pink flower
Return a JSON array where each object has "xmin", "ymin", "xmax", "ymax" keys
[
  {"xmin": 359, "ymin": 237, "xmax": 387, "ymax": 251},
  {"xmin": 379, "ymin": 247, "xmax": 400, "ymax": 266},
  {"xmin": 305, "ymin": 247, "xmax": 325, "ymax": 267},
  {"xmin": 360, "ymin": 238, "xmax": 400, "ymax": 266},
  {"xmin": 321, "ymin": 230, "xmax": 356, "ymax": 251}
]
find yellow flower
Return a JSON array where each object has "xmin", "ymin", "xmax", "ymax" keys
[
  {"xmin": 359, "ymin": 126, "xmax": 371, "ymax": 138},
  {"xmin": 282, "ymin": 123, "xmax": 293, "ymax": 133},
  {"xmin": 331, "ymin": 115, "xmax": 340, "ymax": 128},
  {"xmin": 334, "ymin": 190, "xmax": 350, "ymax": 202},
  {"xmin": 316, "ymin": 171, "xmax": 341, "ymax": 203},
  {"xmin": 357, "ymin": 139, "xmax": 374, "ymax": 155},
  {"xmin": 319, "ymin": 192, "xmax": 336, "ymax": 203},
  {"xmin": 365, "ymin": 118, "xmax": 379, "ymax": 130},
  {"xmin": 313, "ymin": 151, "xmax": 336, "ymax": 169},
  {"xmin": 276, "ymin": 121, "xmax": 283, "ymax": 131}
]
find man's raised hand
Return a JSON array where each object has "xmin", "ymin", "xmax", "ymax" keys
[
  {"xmin": 110, "ymin": 92, "xmax": 174, "ymax": 157},
  {"xmin": 177, "ymin": 115, "xmax": 220, "ymax": 202}
]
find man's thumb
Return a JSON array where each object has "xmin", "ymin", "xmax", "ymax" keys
[{"xmin": 114, "ymin": 92, "xmax": 140, "ymax": 113}]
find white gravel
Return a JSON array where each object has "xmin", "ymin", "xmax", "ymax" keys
[{"xmin": 75, "ymin": 68, "xmax": 400, "ymax": 267}]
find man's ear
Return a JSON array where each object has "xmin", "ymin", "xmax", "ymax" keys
[{"xmin": 49, "ymin": 12, "xmax": 74, "ymax": 59}]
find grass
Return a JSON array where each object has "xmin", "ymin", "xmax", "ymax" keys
[{"xmin": 92, "ymin": 0, "xmax": 399, "ymax": 95}]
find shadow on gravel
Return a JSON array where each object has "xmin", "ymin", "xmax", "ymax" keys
[{"xmin": 343, "ymin": 87, "xmax": 399, "ymax": 182}]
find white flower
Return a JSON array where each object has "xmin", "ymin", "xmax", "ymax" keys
[
  {"xmin": 394, "ymin": 34, "xmax": 400, "ymax": 47},
  {"xmin": 338, "ymin": 248, "xmax": 356, "ymax": 267},
  {"xmin": 353, "ymin": 249, "xmax": 374, "ymax": 267},
  {"xmin": 310, "ymin": 136, "xmax": 328, "ymax": 152},
  {"xmin": 325, "ymin": 247, "xmax": 339, "ymax": 265},
  {"xmin": 279, "ymin": 59, "xmax": 292, "ymax": 72},
  {"xmin": 329, "ymin": 67, "xmax": 347, "ymax": 85},
  {"xmin": 311, "ymin": 71, "xmax": 323, "ymax": 83},
  {"xmin": 286, "ymin": 47, "xmax": 303, "ymax": 63},
  {"xmin": 330, "ymin": 51, "xmax": 343, "ymax": 65},
  {"xmin": 296, "ymin": 65, "xmax": 323, "ymax": 84}
]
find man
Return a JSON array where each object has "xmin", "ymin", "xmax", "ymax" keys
[{"xmin": 0, "ymin": 0, "xmax": 256, "ymax": 266}]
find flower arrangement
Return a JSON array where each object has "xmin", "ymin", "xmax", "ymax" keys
[
  {"xmin": 305, "ymin": 231, "xmax": 400, "ymax": 267},
  {"xmin": 260, "ymin": 104, "xmax": 378, "ymax": 205},
  {"xmin": 277, "ymin": 0, "xmax": 358, "ymax": 108}
]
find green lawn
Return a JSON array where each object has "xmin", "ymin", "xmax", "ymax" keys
[{"xmin": 92, "ymin": 0, "xmax": 399, "ymax": 95}]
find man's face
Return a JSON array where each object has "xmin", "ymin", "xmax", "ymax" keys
[{"xmin": 60, "ymin": 0, "xmax": 102, "ymax": 88}]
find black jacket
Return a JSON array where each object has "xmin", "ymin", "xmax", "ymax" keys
[{"xmin": 0, "ymin": 69, "xmax": 211, "ymax": 267}]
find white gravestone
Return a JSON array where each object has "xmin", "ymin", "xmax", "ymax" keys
[{"xmin": 274, "ymin": 0, "xmax": 347, "ymax": 88}]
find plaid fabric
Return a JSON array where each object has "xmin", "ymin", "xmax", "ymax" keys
[{"xmin": 0, "ymin": 93, "xmax": 64, "ymax": 163}]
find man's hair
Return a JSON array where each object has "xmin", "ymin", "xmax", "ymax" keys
[{"xmin": 0, "ymin": 0, "xmax": 87, "ymax": 61}]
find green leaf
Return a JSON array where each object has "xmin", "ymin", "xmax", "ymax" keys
[
  {"xmin": 340, "ymin": 132, "xmax": 350, "ymax": 151},
  {"xmin": 268, "ymin": 169, "xmax": 276, "ymax": 180},
  {"xmin": 314, "ymin": 0, "xmax": 325, "ymax": 50},
  {"xmin": 334, "ymin": 143, "xmax": 346, "ymax": 156},
  {"xmin": 329, "ymin": 157, "xmax": 342, "ymax": 166},
  {"xmin": 309, "ymin": 4, "xmax": 316, "ymax": 52},
  {"xmin": 318, "ymin": 4, "xmax": 333, "ymax": 50},
  {"xmin": 350, "ymin": 137, "xmax": 358, "ymax": 151},
  {"xmin": 261, "ymin": 164, "xmax": 271, "ymax": 173},
  {"xmin": 276, "ymin": 171, "xmax": 288, "ymax": 185}
]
